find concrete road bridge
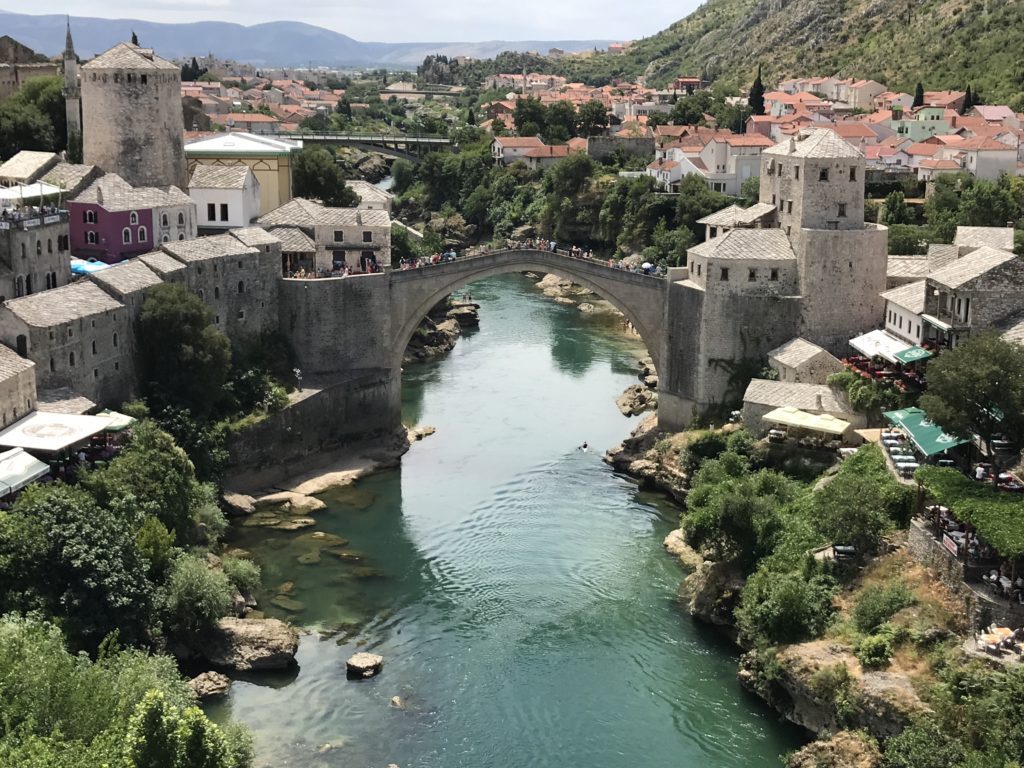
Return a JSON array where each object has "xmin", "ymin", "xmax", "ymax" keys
[{"xmin": 281, "ymin": 131, "xmax": 451, "ymax": 162}]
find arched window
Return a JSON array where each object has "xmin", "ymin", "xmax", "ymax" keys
[
  {"xmin": 197, "ymin": 289, "xmax": 204, "ymax": 300},
  {"xmin": 86, "ymin": 210, "xmax": 96, "ymax": 224},
  {"xmin": 162, "ymin": 234, "xmax": 169, "ymax": 243},
  {"xmin": 129, "ymin": 211, "xmax": 138, "ymax": 225},
  {"xmin": 14, "ymin": 276, "xmax": 24, "ymax": 297},
  {"xmin": 122, "ymin": 228, "xmax": 132, "ymax": 245},
  {"xmin": 162, "ymin": 213, "xmax": 168, "ymax": 227},
  {"xmin": 178, "ymin": 212, "xmax": 184, "ymax": 226},
  {"xmin": 47, "ymin": 239, "xmax": 52, "ymax": 254},
  {"xmin": 87, "ymin": 232, "xmax": 97, "ymax": 244},
  {"xmin": 25, "ymin": 276, "xmax": 31, "ymax": 295},
  {"xmin": 237, "ymin": 280, "xmax": 245, "ymax": 294},
  {"xmin": 138, "ymin": 226, "xmax": 147, "ymax": 242},
  {"xmin": 178, "ymin": 233, "xmax": 185, "ymax": 240}
]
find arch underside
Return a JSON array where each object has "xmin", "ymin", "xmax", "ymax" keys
[{"xmin": 390, "ymin": 252, "xmax": 665, "ymax": 374}]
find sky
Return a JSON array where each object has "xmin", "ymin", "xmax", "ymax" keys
[{"xmin": 0, "ymin": 0, "xmax": 702, "ymax": 42}]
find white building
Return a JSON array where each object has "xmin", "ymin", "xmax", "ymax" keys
[
  {"xmin": 345, "ymin": 180, "xmax": 394, "ymax": 214},
  {"xmin": 189, "ymin": 165, "xmax": 261, "ymax": 232}
]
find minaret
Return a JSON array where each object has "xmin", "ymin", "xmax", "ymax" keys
[{"xmin": 63, "ymin": 18, "xmax": 82, "ymax": 159}]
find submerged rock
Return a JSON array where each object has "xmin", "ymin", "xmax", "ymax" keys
[
  {"xmin": 188, "ymin": 671, "xmax": 232, "ymax": 700},
  {"xmin": 390, "ymin": 695, "xmax": 406, "ymax": 709},
  {"xmin": 271, "ymin": 595, "xmax": 305, "ymax": 613},
  {"xmin": 297, "ymin": 550, "xmax": 322, "ymax": 565},
  {"xmin": 273, "ymin": 517, "xmax": 316, "ymax": 531},
  {"xmin": 205, "ymin": 618, "xmax": 299, "ymax": 671},
  {"xmin": 346, "ymin": 652, "xmax": 384, "ymax": 679}
]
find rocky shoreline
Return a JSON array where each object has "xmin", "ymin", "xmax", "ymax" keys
[{"xmin": 403, "ymin": 301, "xmax": 480, "ymax": 364}]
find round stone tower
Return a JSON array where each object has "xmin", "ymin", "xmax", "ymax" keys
[{"xmin": 81, "ymin": 42, "xmax": 186, "ymax": 189}]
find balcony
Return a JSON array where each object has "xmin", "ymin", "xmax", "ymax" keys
[{"xmin": 0, "ymin": 210, "xmax": 69, "ymax": 231}]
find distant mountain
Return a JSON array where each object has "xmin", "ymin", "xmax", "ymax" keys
[
  {"xmin": 549, "ymin": 0, "xmax": 1024, "ymax": 102},
  {"xmin": 0, "ymin": 11, "xmax": 611, "ymax": 68}
]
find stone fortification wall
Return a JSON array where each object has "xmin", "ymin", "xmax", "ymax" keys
[
  {"xmin": 224, "ymin": 370, "xmax": 399, "ymax": 490},
  {"xmin": 658, "ymin": 280, "xmax": 704, "ymax": 429},
  {"xmin": 279, "ymin": 274, "xmax": 393, "ymax": 376}
]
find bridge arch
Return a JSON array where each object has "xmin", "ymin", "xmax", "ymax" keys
[{"xmin": 388, "ymin": 249, "xmax": 667, "ymax": 375}]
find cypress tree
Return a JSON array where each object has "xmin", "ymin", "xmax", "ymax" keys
[
  {"xmin": 962, "ymin": 84, "xmax": 973, "ymax": 113},
  {"xmin": 748, "ymin": 65, "xmax": 765, "ymax": 116},
  {"xmin": 913, "ymin": 82, "xmax": 924, "ymax": 108},
  {"xmin": 130, "ymin": 30, "xmax": 139, "ymax": 46}
]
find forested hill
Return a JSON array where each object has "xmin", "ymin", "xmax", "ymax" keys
[{"xmin": 552, "ymin": 0, "xmax": 1024, "ymax": 104}]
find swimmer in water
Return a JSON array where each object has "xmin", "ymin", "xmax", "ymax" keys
[{"xmin": 580, "ymin": 441, "xmax": 588, "ymax": 452}]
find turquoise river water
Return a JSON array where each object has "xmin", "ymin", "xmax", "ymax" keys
[{"xmin": 212, "ymin": 273, "xmax": 805, "ymax": 767}]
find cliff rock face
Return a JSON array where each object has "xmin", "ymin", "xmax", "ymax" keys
[
  {"xmin": 681, "ymin": 560, "xmax": 745, "ymax": 631},
  {"xmin": 604, "ymin": 415, "xmax": 688, "ymax": 501}
]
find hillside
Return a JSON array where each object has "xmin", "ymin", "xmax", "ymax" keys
[
  {"xmin": 554, "ymin": 0, "xmax": 1024, "ymax": 103},
  {"xmin": 0, "ymin": 11, "xmax": 611, "ymax": 68}
]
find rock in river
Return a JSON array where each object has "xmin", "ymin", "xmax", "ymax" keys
[
  {"xmin": 188, "ymin": 671, "xmax": 232, "ymax": 700},
  {"xmin": 205, "ymin": 617, "xmax": 299, "ymax": 671},
  {"xmin": 346, "ymin": 652, "xmax": 384, "ymax": 679}
]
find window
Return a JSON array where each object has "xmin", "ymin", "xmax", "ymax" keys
[
  {"xmin": 141, "ymin": 74, "xmax": 147, "ymax": 85},
  {"xmin": 748, "ymin": 268, "xmax": 756, "ymax": 282},
  {"xmin": 85, "ymin": 210, "xmax": 96, "ymax": 224},
  {"xmin": 87, "ymin": 231, "xmax": 97, "ymax": 244},
  {"xmin": 198, "ymin": 289, "xmax": 204, "ymax": 300},
  {"xmin": 138, "ymin": 226, "xmax": 147, "ymax": 241},
  {"xmin": 220, "ymin": 203, "xmax": 228, "ymax": 222},
  {"xmin": 14, "ymin": 276, "xmax": 23, "ymax": 297},
  {"xmin": 787, "ymin": 200, "xmax": 793, "ymax": 214},
  {"xmin": 67, "ymin": 326, "xmax": 73, "ymax": 338},
  {"xmin": 129, "ymin": 211, "xmax": 139, "ymax": 225},
  {"xmin": 362, "ymin": 231, "xmax": 372, "ymax": 243},
  {"xmin": 794, "ymin": 165, "xmax": 800, "ymax": 180},
  {"xmin": 69, "ymin": 352, "xmax": 75, "ymax": 367},
  {"xmin": 237, "ymin": 280, "xmax": 245, "ymax": 294},
  {"xmin": 24, "ymin": 276, "xmax": 31, "ymax": 295},
  {"xmin": 207, "ymin": 203, "xmax": 216, "ymax": 221},
  {"xmin": 113, "ymin": 332, "xmax": 118, "ymax": 348},
  {"xmin": 771, "ymin": 194, "xmax": 776, "ymax": 205},
  {"xmin": 162, "ymin": 235, "xmax": 169, "ymax": 243},
  {"xmin": 720, "ymin": 267, "xmax": 729, "ymax": 282},
  {"xmin": 94, "ymin": 369, "xmax": 99, "ymax": 379},
  {"xmin": 122, "ymin": 228, "xmax": 132, "ymax": 244},
  {"xmin": 237, "ymin": 309, "xmax": 245, "ymax": 320},
  {"xmin": 333, "ymin": 230, "xmax": 345, "ymax": 242},
  {"xmin": 36, "ymin": 242, "xmax": 41, "ymax": 256},
  {"xmin": 47, "ymin": 239, "xmax": 52, "ymax": 254},
  {"xmin": 696, "ymin": 263, "xmax": 702, "ymax": 276},
  {"xmin": 837, "ymin": 203, "xmax": 847, "ymax": 218},
  {"xmin": 114, "ymin": 362, "xmax": 119, "ymax": 371},
  {"xmin": 20, "ymin": 244, "xmax": 25, "ymax": 259},
  {"xmin": 162, "ymin": 213, "xmax": 168, "ymax": 227},
  {"xmin": 215, "ymin": 315, "xmax": 220, "ymax": 324},
  {"xmin": 178, "ymin": 233, "xmax": 185, "ymax": 240},
  {"xmin": 819, "ymin": 168, "xmax": 829, "ymax": 181},
  {"xmin": 214, "ymin": 286, "xmax": 220, "ymax": 299},
  {"xmin": 849, "ymin": 166, "xmax": 857, "ymax": 181},
  {"xmin": 237, "ymin": 260, "xmax": 243, "ymax": 268},
  {"xmin": 770, "ymin": 268, "xmax": 779, "ymax": 281},
  {"xmin": 92, "ymin": 341, "xmax": 97, "ymax": 354},
  {"xmin": 50, "ymin": 358, "xmax": 54, "ymax": 372},
  {"xmin": 178, "ymin": 212, "xmax": 184, "ymax": 226}
]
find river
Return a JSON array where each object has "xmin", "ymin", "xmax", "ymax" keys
[{"xmin": 213, "ymin": 273, "xmax": 804, "ymax": 767}]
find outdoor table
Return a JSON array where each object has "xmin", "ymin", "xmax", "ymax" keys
[{"xmin": 993, "ymin": 627, "xmax": 1014, "ymax": 639}]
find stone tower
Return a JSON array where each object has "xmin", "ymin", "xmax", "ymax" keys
[
  {"xmin": 62, "ymin": 19, "xmax": 81, "ymax": 159},
  {"xmin": 81, "ymin": 42, "xmax": 186, "ymax": 189}
]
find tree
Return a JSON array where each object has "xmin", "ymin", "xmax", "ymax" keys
[
  {"xmin": 670, "ymin": 90, "xmax": 714, "ymax": 125},
  {"xmin": 513, "ymin": 96, "xmax": 546, "ymax": 136},
  {"xmin": 676, "ymin": 174, "xmax": 731, "ymax": 241},
  {"xmin": 335, "ymin": 98, "xmax": 352, "ymax": 119},
  {"xmin": 291, "ymin": 146, "xmax": 357, "ymax": 207},
  {"xmin": 920, "ymin": 333, "xmax": 1024, "ymax": 484},
  {"xmin": 576, "ymin": 99, "xmax": 609, "ymax": 137},
  {"xmin": 136, "ymin": 283, "xmax": 232, "ymax": 418},
  {"xmin": 740, "ymin": 176, "xmax": 760, "ymax": 206},
  {"xmin": 748, "ymin": 65, "xmax": 766, "ymax": 116},
  {"xmin": 130, "ymin": 30, "xmax": 139, "ymax": 45},
  {"xmin": 125, "ymin": 689, "xmax": 240, "ymax": 768},
  {"xmin": 466, "ymin": 106, "xmax": 476, "ymax": 125},
  {"xmin": 390, "ymin": 158, "xmax": 416, "ymax": 195},
  {"xmin": 957, "ymin": 178, "xmax": 1016, "ymax": 228},
  {"xmin": 544, "ymin": 100, "xmax": 576, "ymax": 142},
  {"xmin": 962, "ymin": 84, "xmax": 974, "ymax": 114},
  {"xmin": 0, "ymin": 100, "xmax": 54, "ymax": 159},
  {"xmin": 162, "ymin": 554, "xmax": 232, "ymax": 641},
  {"xmin": 882, "ymin": 190, "xmax": 911, "ymax": 225},
  {"xmin": 913, "ymin": 82, "xmax": 925, "ymax": 108}
]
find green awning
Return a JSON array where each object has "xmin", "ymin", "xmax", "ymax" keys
[
  {"xmin": 0, "ymin": 447, "xmax": 49, "ymax": 496},
  {"xmin": 883, "ymin": 407, "xmax": 968, "ymax": 456},
  {"xmin": 893, "ymin": 346, "xmax": 932, "ymax": 364}
]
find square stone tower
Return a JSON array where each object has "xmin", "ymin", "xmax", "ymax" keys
[{"xmin": 81, "ymin": 42, "xmax": 186, "ymax": 190}]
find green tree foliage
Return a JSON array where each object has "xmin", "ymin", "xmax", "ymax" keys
[
  {"xmin": 136, "ymin": 517, "xmax": 176, "ymax": 582},
  {"xmin": 513, "ymin": 96, "xmax": 547, "ymax": 136},
  {"xmin": 740, "ymin": 176, "xmax": 760, "ymax": 207},
  {"xmin": 0, "ymin": 84, "xmax": 61, "ymax": 159},
  {"xmin": 852, "ymin": 580, "xmax": 916, "ymax": 633},
  {"xmin": 163, "ymin": 554, "xmax": 232, "ymax": 641},
  {"xmin": 920, "ymin": 333, "xmax": 1024, "ymax": 481},
  {"xmin": 544, "ymin": 100, "xmax": 576, "ymax": 143},
  {"xmin": 391, "ymin": 158, "xmax": 416, "ymax": 195},
  {"xmin": 676, "ymin": 175, "xmax": 731, "ymax": 241},
  {"xmin": 0, "ymin": 484, "xmax": 153, "ymax": 651},
  {"xmin": 576, "ymin": 99, "xmax": 609, "ymax": 136},
  {"xmin": 881, "ymin": 190, "xmax": 911, "ymax": 225},
  {"xmin": 735, "ymin": 568, "xmax": 837, "ymax": 645},
  {"xmin": 883, "ymin": 719, "xmax": 965, "ymax": 768},
  {"xmin": 222, "ymin": 556, "xmax": 261, "ymax": 594},
  {"xmin": 670, "ymin": 90, "xmax": 714, "ymax": 125},
  {"xmin": 913, "ymin": 82, "xmax": 925, "ymax": 108},
  {"xmin": 886, "ymin": 224, "xmax": 929, "ymax": 255},
  {"xmin": 124, "ymin": 689, "xmax": 246, "ymax": 768},
  {"xmin": 748, "ymin": 65, "xmax": 765, "ymax": 116},
  {"xmin": 137, "ymin": 283, "xmax": 232, "ymax": 418},
  {"xmin": 292, "ymin": 146, "xmax": 358, "ymax": 207}
]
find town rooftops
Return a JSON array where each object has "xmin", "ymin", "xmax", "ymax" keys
[
  {"xmin": 41, "ymin": 162, "xmax": 100, "ymax": 196},
  {"xmin": 161, "ymin": 233, "xmax": 257, "ymax": 263},
  {"xmin": 881, "ymin": 280, "xmax": 927, "ymax": 314},
  {"xmin": 0, "ymin": 151, "xmax": 59, "ymax": 184},
  {"xmin": 88, "ymin": 259, "xmax": 163, "ymax": 297},
  {"xmin": 184, "ymin": 132, "xmax": 302, "ymax": 155},
  {"xmin": 5, "ymin": 281, "xmax": 123, "ymax": 327},
  {"xmin": 189, "ymin": 165, "xmax": 253, "ymax": 190},
  {"xmin": 345, "ymin": 179, "xmax": 393, "ymax": 203},
  {"xmin": 954, "ymin": 226, "xmax": 1015, "ymax": 252},
  {"xmin": 218, "ymin": 113, "xmax": 281, "ymax": 124},
  {"xmin": 697, "ymin": 202, "xmax": 776, "ymax": 228},
  {"xmin": 926, "ymin": 244, "xmax": 960, "ymax": 271},
  {"xmin": 886, "ymin": 255, "xmax": 930, "ymax": 280},
  {"xmin": 83, "ymin": 42, "xmax": 179, "ymax": 71},
  {"xmin": 493, "ymin": 136, "xmax": 546, "ymax": 149},
  {"xmin": 927, "ymin": 246, "xmax": 1017, "ymax": 289},
  {"xmin": 230, "ymin": 227, "xmax": 281, "ymax": 248},
  {"xmin": 269, "ymin": 226, "xmax": 316, "ymax": 253},
  {"xmin": 918, "ymin": 158, "xmax": 962, "ymax": 170},
  {"xmin": 742, "ymin": 379, "xmax": 852, "ymax": 414},
  {"xmin": 258, "ymin": 197, "xmax": 390, "ymax": 228},
  {"xmin": 525, "ymin": 145, "xmax": 571, "ymax": 158},
  {"xmin": 689, "ymin": 228, "xmax": 796, "ymax": 261},
  {"xmin": 0, "ymin": 344, "xmax": 34, "ymax": 379},
  {"xmin": 763, "ymin": 128, "xmax": 862, "ymax": 159},
  {"xmin": 139, "ymin": 250, "xmax": 186, "ymax": 276},
  {"xmin": 768, "ymin": 337, "xmax": 831, "ymax": 368},
  {"xmin": 73, "ymin": 174, "xmax": 192, "ymax": 211}
]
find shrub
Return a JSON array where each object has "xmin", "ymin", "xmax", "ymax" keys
[
  {"xmin": 856, "ymin": 633, "xmax": 894, "ymax": 669},
  {"xmin": 163, "ymin": 554, "xmax": 232, "ymax": 640},
  {"xmin": 736, "ymin": 568, "xmax": 837, "ymax": 645},
  {"xmin": 883, "ymin": 720, "xmax": 965, "ymax": 768},
  {"xmin": 852, "ymin": 580, "xmax": 916, "ymax": 633},
  {"xmin": 681, "ymin": 430, "xmax": 728, "ymax": 475},
  {"xmin": 222, "ymin": 556, "xmax": 261, "ymax": 595},
  {"xmin": 808, "ymin": 662, "xmax": 858, "ymax": 726},
  {"xmin": 136, "ymin": 516, "xmax": 176, "ymax": 580}
]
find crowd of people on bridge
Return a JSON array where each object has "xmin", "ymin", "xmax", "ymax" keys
[{"xmin": 398, "ymin": 250, "xmax": 460, "ymax": 270}]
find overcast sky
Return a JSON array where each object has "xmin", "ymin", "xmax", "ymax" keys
[{"xmin": 2, "ymin": 0, "xmax": 701, "ymax": 42}]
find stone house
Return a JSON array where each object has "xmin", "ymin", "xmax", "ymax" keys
[
  {"xmin": 881, "ymin": 280, "xmax": 927, "ymax": 345},
  {"xmin": 345, "ymin": 180, "xmax": 394, "ymax": 214},
  {"xmin": 214, "ymin": 113, "xmax": 281, "ymax": 135},
  {"xmin": 189, "ymin": 165, "xmax": 261, "ymax": 233},
  {"xmin": 68, "ymin": 174, "xmax": 196, "ymax": 262},
  {"xmin": 767, "ymin": 337, "xmax": 844, "ymax": 384},
  {"xmin": 0, "ymin": 210, "xmax": 72, "ymax": 301},
  {"xmin": 741, "ymin": 379, "xmax": 864, "ymax": 436},
  {"xmin": 696, "ymin": 203, "xmax": 776, "ymax": 241},
  {"xmin": 0, "ymin": 344, "xmax": 36, "ymax": 430},
  {"xmin": 491, "ymin": 136, "xmax": 546, "ymax": 165}
]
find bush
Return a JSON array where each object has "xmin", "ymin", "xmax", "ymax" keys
[
  {"xmin": 163, "ymin": 554, "xmax": 232, "ymax": 640},
  {"xmin": 856, "ymin": 632, "xmax": 894, "ymax": 668},
  {"xmin": 808, "ymin": 662, "xmax": 858, "ymax": 725},
  {"xmin": 852, "ymin": 580, "xmax": 916, "ymax": 633},
  {"xmin": 883, "ymin": 720, "xmax": 965, "ymax": 768},
  {"xmin": 736, "ymin": 568, "xmax": 837, "ymax": 644},
  {"xmin": 222, "ymin": 556, "xmax": 261, "ymax": 594},
  {"xmin": 681, "ymin": 430, "xmax": 729, "ymax": 475}
]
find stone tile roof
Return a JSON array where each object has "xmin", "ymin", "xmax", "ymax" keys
[
  {"xmin": 230, "ymin": 227, "xmax": 280, "ymax": 248},
  {"xmin": 762, "ymin": 128, "xmax": 863, "ymax": 159},
  {"xmin": 881, "ymin": 280, "xmax": 927, "ymax": 314},
  {"xmin": 742, "ymin": 379, "xmax": 853, "ymax": 414},
  {"xmin": 36, "ymin": 388, "xmax": 96, "ymax": 415},
  {"xmin": 999, "ymin": 314, "xmax": 1024, "ymax": 346},
  {"xmin": 928, "ymin": 246, "xmax": 1016, "ymax": 289},
  {"xmin": 88, "ymin": 260, "xmax": 162, "ymax": 297},
  {"xmin": 83, "ymin": 42, "xmax": 179, "ymax": 71},
  {"xmin": 74, "ymin": 174, "xmax": 193, "ymax": 211},
  {"xmin": 257, "ymin": 197, "xmax": 389, "ymax": 228},
  {"xmin": 162, "ymin": 233, "xmax": 257, "ymax": 263},
  {"xmin": 953, "ymin": 226, "xmax": 1014, "ymax": 252},
  {"xmin": 768, "ymin": 337, "xmax": 831, "ymax": 368},
  {"xmin": 697, "ymin": 202, "xmax": 776, "ymax": 228},
  {"xmin": 0, "ymin": 151, "xmax": 58, "ymax": 183},
  {"xmin": 269, "ymin": 226, "xmax": 315, "ymax": 253},
  {"xmin": 887, "ymin": 255, "xmax": 929, "ymax": 279},
  {"xmin": 5, "ymin": 282, "xmax": 123, "ymax": 327},
  {"xmin": 0, "ymin": 344, "xmax": 34, "ymax": 379},
  {"xmin": 689, "ymin": 228, "xmax": 796, "ymax": 261},
  {"xmin": 317, "ymin": 207, "xmax": 390, "ymax": 227},
  {"xmin": 346, "ymin": 179, "xmax": 393, "ymax": 203},
  {"xmin": 42, "ymin": 163, "xmax": 99, "ymax": 195},
  {"xmin": 926, "ymin": 244, "xmax": 960, "ymax": 271},
  {"xmin": 189, "ymin": 164, "xmax": 251, "ymax": 190},
  {"xmin": 139, "ymin": 251, "xmax": 186, "ymax": 276}
]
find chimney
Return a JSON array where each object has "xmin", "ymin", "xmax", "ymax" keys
[
  {"xmin": 96, "ymin": 186, "xmax": 103, "ymax": 206},
  {"xmin": 789, "ymin": 137, "xmax": 796, "ymax": 153},
  {"xmin": 815, "ymin": 393, "xmax": 823, "ymax": 411}
]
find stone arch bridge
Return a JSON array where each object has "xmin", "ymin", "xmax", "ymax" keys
[{"xmin": 278, "ymin": 249, "xmax": 693, "ymax": 437}]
